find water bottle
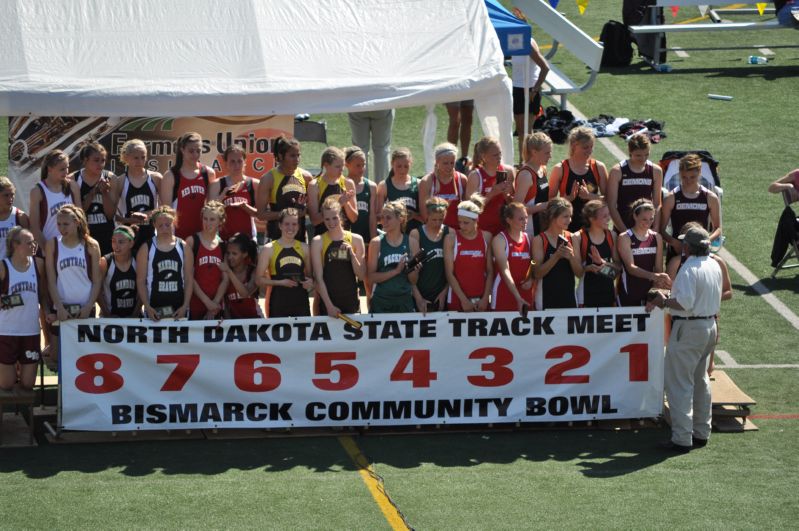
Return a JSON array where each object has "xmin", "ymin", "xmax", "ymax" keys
[
  {"xmin": 747, "ymin": 56, "xmax": 768, "ymax": 64},
  {"xmin": 654, "ymin": 63, "xmax": 672, "ymax": 73}
]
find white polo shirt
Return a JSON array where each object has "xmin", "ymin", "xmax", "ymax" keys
[{"xmin": 671, "ymin": 255, "xmax": 722, "ymax": 318}]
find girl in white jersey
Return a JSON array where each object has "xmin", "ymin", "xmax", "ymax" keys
[
  {"xmin": 0, "ymin": 227, "xmax": 50, "ymax": 391},
  {"xmin": 29, "ymin": 150, "xmax": 81, "ymax": 249},
  {"xmin": 0, "ymin": 177, "xmax": 30, "ymax": 254}
]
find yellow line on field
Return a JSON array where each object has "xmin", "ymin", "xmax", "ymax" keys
[{"xmin": 338, "ymin": 436, "xmax": 409, "ymax": 531}]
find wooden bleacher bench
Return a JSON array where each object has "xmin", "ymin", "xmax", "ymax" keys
[
  {"xmin": 516, "ymin": 0, "xmax": 604, "ymax": 110},
  {"xmin": 710, "ymin": 370, "xmax": 758, "ymax": 432},
  {"xmin": 629, "ymin": 1, "xmax": 794, "ymax": 68}
]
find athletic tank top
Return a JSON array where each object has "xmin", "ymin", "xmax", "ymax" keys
[
  {"xmin": 268, "ymin": 167, "xmax": 307, "ymax": 241},
  {"xmin": 189, "ymin": 234, "xmax": 225, "ymax": 316},
  {"xmin": 559, "ymin": 159, "xmax": 600, "ymax": 233},
  {"xmin": 449, "ymin": 231, "xmax": 488, "ymax": 302},
  {"xmin": 268, "ymin": 239, "xmax": 310, "ymax": 317},
  {"xmin": 617, "ymin": 160, "xmax": 655, "ymax": 231},
  {"xmin": 431, "ymin": 172, "xmax": 466, "ymax": 229},
  {"xmin": 77, "ymin": 169, "xmax": 115, "ymax": 255},
  {"xmin": 350, "ymin": 178, "xmax": 372, "ymax": 244},
  {"xmin": 372, "ymin": 233, "xmax": 412, "ymax": 299},
  {"xmin": 224, "ymin": 265, "xmax": 262, "ymax": 319},
  {"xmin": 172, "ymin": 164, "xmax": 209, "ymax": 239},
  {"xmin": 477, "ymin": 165, "xmax": 509, "ymax": 236},
  {"xmin": 55, "ymin": 237, "xmax": 93, "ymax": 306},
  {"xmin": 670, "ymin": 185, "xmax": 710, "ymax": 237},
  {"xmin": 491, "ymin": 231, "xmax": 533, "ymax": 311},
  {"xmin": 0, "ymin": 207, "xmax": 21, "ymax": 254},
  {"xmin": 321, "ymin": 231, "xmax": 359, "ymax": 314},
  {"xmin": 37, "ymin": 182, "xmax": 72, "ymax": 241},
  {"xmin": 314, "ymin": 176, "xmax": 347, "ymax": 236},
  {"xmin": 385, "ymin": 176, "xmax": 420, "ymax": 234},
  {"xmin": 519, "ymin": 164, "xmax": 549, "ymax": 237},
  {"xmin": 146, "ymin": 238, "xmax": 185, "ymax": 311},
  {"xmin": 217, "ymin": 176, "xmax": 256, "ymax": 241},
  {"xmin": 415, "ymin": 225, "xmax": 449, "ymax": 302},
  {"xmin": 618, "ymin": 229, "xmax": 658, "ymax": 306},
  {"xmin": 0, "ymin": 257, "xmax": 40, "ymax": 335},
  {"xmin": 576, "ymin": 229, "xmax": 615, "ymax": 308},
  {"xmin": 534, "ymin": 232, "xmax": 576, "ymax": 310},
  {"xmin": 102, "ymin": 253, "xmax": 137, "ymax": 317},
  {"xmin": 117, "ymin": 170, "xmax": 157, "ymax": 220}
]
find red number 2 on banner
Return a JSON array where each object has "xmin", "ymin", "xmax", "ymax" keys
[
  {"xmin": 544, "ymin": 345, "xmax": 591, "ymax": 384},
  {"xmin": 157, "ymin": 354, "xmax": 200, "ymax": 391},
  {"xmin": 74, "ymin": 353, "xmax": 124, "ymax": 394}
]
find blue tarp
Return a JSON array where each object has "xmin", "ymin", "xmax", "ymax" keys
[{"xmin": 485, "ymin": 0, "xmax": 531, "ymax": 56}]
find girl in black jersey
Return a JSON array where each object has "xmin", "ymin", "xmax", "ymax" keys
[
  {"xmin": 572, "ymin": 200, "xmax": 620, "ymax": 308},
  {"xmin": 532, "ymin": 198, "xmax": 583, "ymax": 310},
  {"xmin": 113, "ymin": 139, "xmax": 163, "ymax": 226},
  {"xmin": 136, "ymin": 206, "xmax": 193, "ymax": 320},
  {"xmin": 73, "ymin": 142, "xmax": 116, "ymax": 255},
  {"xmin": 99, "ymin": 225, "xmax": 140, "ymax": 317},
  {"xmin": 255, "ymin": 208, "xmax": 314, "ymax": 318},
  {"xmin": 513, "ymin": 132, "xmax": 552, "ymax": 239},
  {"xmin": 308, "ymin": 147, "xmax": 358, "ymax": 236},
  {"xmin": 345, "ymin": 146, "xmax": 377, "ymax": 245}
]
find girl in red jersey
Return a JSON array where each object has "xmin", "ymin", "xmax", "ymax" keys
[
  {"xmin": 161, "ymin": 132, "xmax": 216, "ymax": 240},
  {"xmin": 0, "ymin": 227, "xmax": 51, "ymax": 391},
  {"xmin": 513, "ymin": 132, "xmax": 552, "ymax": 240},
  {"xmin": 29, "ymin": 150, "xmax": 81, "ymax": 248},
  {"xmin": 186, "ymin": 201, "xmax": 227, "ymax": 320},
  {"xmin": 491, "ymin": 202, "xmax": 533, "ymax": 313},
  {"xmin": 618, "ymin": 199, "xmax": 671, "ymax": 306},
  {"xmin": 572, "ymin": 200, "xmax": 620, "ymax": 308},
  {"xmin": 256, "ymin": 208, "xmax": 314, "ymax": 318},
  {"xmin": 465, "ymin": 137, "xmax": 514, "ymax": 236},
  {"xmin": 444, "ymin": 194, "xmax": 493, "ymax": 312},
  {"xmin": 0, "ymin": 177, "xmax": 30, "ymax": 254},
  {"xmin": 220, "ymin": 232, "xmax": 262, "ymax": 319},
  {"xmin": 210, "ymin": 145, "xmax": 259, "ymax": 242},
  {"xmin": 418, "ymin": 143, "xmax": 468, "ymax": 230},
  {"xmin": 308, "ymin": 147, "xmax": 358, "ymax": 237},
  {"xmin": 532, "ymin": 198, "xmax": 583, "ymax": 310},
  {"xmin": 256, "ymin": 136, "xmax": 313, "ymax": 242},
  {"xmin": 606, "ymin": 134, "xmax": 662, "ymax": 233},
  {"xmin": 548, "ymin": 127, "xmax": 608, "ymax": 233}
]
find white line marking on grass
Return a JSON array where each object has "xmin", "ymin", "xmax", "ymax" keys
[
  {"xmin": 757, "ymin": 47, "xmax": 774, "ymax": 56},
  {"xmin": 565, "ymin": 103, "xmax": 799, "ymax": 332},
  {"xmin": 716, "ymin": 364, "xmax": 799, "ymax": 369},
  {"xmin": 715, "ymin": 350, "xmax": 738, "ymax": 366},
  {"xmin": 673, "ymin": 46, "xmax": 690, "ymax": 58},
  {"xmin": 717, "ymin": 248, "xmax": 799, "ymax": 331}
]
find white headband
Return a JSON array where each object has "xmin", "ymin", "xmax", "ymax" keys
[
  {"xmin": 458, "ymin": 209, "xmax": 479, "ymax": 220},
  {"xmin": 435, "ymin": 147, "xmax": 458, "ymax": 159}
]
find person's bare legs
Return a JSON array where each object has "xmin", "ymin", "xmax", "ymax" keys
[
  {"xmin": 459, "ymin": 105, "xmax": 474, "ymax": 159},
  {"xmin": 446, "ymin": 105, "xmax": 461, "ymax": 147}
]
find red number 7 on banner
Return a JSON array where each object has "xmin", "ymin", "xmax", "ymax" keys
[{"xmin": 157, "ymin": 354, "xmax": 200, "ymax": 391}]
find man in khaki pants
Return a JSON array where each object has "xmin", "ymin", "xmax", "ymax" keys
[{"xmin": 647, "ymin": 226, "xmax": 722, "ymax": 453}]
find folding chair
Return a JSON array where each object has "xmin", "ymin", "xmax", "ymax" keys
[{"xmin": 770, "ymin": 189, "xmax": 799, "ymax": 278}]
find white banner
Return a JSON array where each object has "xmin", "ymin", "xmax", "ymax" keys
[{"xmin": 60, "ymin": 308, "xmax": 665, "ymax": 431}]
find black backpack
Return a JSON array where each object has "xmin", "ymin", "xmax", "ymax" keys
[{"xmin": 599, "ymin": 20, "xmax": 633, "ymax": 67}]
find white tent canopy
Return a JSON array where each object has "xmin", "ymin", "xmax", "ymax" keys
[{"xmin": 0, "ymin": 0, "xmax": 515, "ymax": 169}]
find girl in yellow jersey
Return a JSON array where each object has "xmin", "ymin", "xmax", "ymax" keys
[
  {"xmin": 255, "ymin": 208, "xmax": 313, "ymax": 317},
  {"xmin": 308, "ymin": 147, "xmax": 358, "ymax": 237}
]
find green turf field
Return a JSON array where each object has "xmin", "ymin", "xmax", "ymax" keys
[{"xmin": 1, "ymin": 2, "xmax": 798, "ymax": 529}]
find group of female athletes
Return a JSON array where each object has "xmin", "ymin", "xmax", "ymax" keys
[{"xmin": 0, "ymin": 126, "xmax": 731, "ymax": 390}]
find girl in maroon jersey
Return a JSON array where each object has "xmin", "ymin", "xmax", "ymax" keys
[
  {"xmin": 617, "ymin": 199, "xmax": 670, "ymax": 306},
  {"xmin": 444, "ymin": 194, "xmax": 493, "ymax": 312},
  {"xmin": 186, "ymin": 201, "xmax": 228, "ymax": 320},
  {"xmin": 465, "ymin": 137, "xmax": 514, "ymax": 236},
  {"xmin": 219, "ymin": 232, "xmax": 262, "ymax": 319},
  {"xmin": 513, "ymin": 132, "xmax": 552, "ymax": 240},
  {"xmin": 491, "ymin": 202, "xmax": 533, "ymax": 313},
  {"xmin": 210, "ymin": 145, "xmax": 259, "ymax": 242},
  {"xmin": 548, "ymin": 127, "xmax": 608, "ymax": 233},
  {"xmin": 161, "ymin": 132, "xmax": 217, "ymax": 240},
  {"xmin": 606, "ymin": 134, "xmax": 663, "ymax": 233},
  {"xmin": 418, "ymin": 142, "xmax": 468, "ymax": 229}
]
